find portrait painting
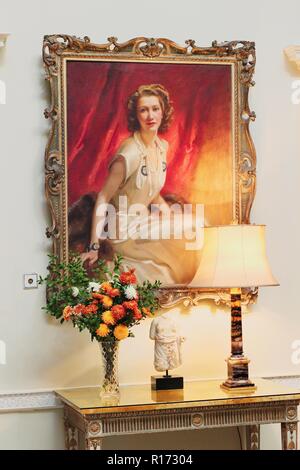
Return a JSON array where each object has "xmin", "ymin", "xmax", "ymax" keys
[{"xmin": 43, "ymin": 36, "xmax": 256, "ymax": 300}]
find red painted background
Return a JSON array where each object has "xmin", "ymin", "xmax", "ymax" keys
[{"xmin": 67, "ymin": 61, "xmax": 231, "ymax": 206}]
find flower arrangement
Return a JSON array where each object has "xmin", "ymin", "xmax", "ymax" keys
[{"xmin": 39, "ymin": 253, "xmax": 161, "ymax": 343}]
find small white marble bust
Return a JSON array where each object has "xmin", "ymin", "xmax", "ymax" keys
[{"xmin": 149, "ymin": 314, "xmax": 185, "ymax": 373}]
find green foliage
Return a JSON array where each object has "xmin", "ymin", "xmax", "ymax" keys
[
  {"xmin": 39, "ymin": 253, "xmax": 91, "ymax": 319},
  {"xmin": 137, "ymin": 279, "xmax": 161, "ymax": 313}
]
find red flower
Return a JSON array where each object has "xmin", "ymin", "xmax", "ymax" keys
[
  {"xmin": 92, "ymin": 293, "xmax": 103, "ymax": 300},
  {"xmin": 73, "ymin": 304, "xmax": 85, "ymax": 316},
  {"xmin": 111, "ymin": 304, "xmax": 126, "ymax": 321},
  {"xmin": 133, "ymin": 308, "xmax": 142, "ymax": 320},
  {"xmin": 110, "ymin": 288, "xmax": 120, "ymax": 298},
  {"xmin": 123, "ymin": 300, "xmax": 138, "ymax": 311},
  {"xmin": 84, "ymin": 303, "xmax": 98, "ymax": 314},
  {"xmin": 119, "ymin": 269, "xmax": 137, "ymax": 285}
]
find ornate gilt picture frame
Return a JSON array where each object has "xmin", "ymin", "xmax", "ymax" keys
[{"xmin": 43, "ymin": 36, "xmax": 257, "ymax": 307}]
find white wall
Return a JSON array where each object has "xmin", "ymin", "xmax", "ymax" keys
[
  {"xmin": 0, "ymin": 409, "xmax": 65, "ymax": 450},
  {"xmin": 1, "ymin": 0, "xmax": 300, "ymax": 449}
]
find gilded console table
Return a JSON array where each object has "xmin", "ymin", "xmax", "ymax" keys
[{"xmin": 56, "ymin": 378, "xmax": 300, "ymax": 450}]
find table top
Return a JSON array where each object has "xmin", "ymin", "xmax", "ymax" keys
[{"xmin": 56, "ymin": 378, "xmax": 300, "ymax": 415}]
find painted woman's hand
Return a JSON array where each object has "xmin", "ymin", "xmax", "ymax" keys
[{"xmin": 80, "ymin": 250, "xmax": 99, "ymax": 266}]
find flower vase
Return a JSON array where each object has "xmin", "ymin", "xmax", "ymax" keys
[{"xmin": 99, "ymin": 341, "xmax": 120, "ymax": 401}]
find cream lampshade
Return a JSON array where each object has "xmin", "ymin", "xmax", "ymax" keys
[{"xmin": 189, "ymin": 224, "xmax": 278, "ymax": 391}]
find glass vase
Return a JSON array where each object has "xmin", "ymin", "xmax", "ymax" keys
[{"xmin": 99, "ymin": 340, "xmax": 120, "ymax": 401}]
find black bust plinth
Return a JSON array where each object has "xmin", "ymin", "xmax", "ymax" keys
[{"xmin": 151, "ymin": 371, "xmax": 184, "ymax": 390}]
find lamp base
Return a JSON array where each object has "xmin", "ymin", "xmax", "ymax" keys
[
  {"xmin": 221, "ymin": 356, "xmax": 256, "ymax": 391},
  {"xmin": 220, "ymin": 383, "xmax": 257, "ymax": 393}
]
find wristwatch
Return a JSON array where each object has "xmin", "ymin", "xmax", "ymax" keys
[{"xmin": 90, "ymin": 242, "xmax": 100, "ymax": 251}]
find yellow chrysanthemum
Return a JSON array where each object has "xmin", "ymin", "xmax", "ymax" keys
[
  {"xmin": 101, "ymin": 295, "xmax": 113, "ymax": 308},
  {"xmin": 102, "ymin": 310, "xmax": 115, "ymax": 325},
  {"xmin": 114, "ymin": 324, "xmax": 129, "ymax": 340},
  {"xmin": 96, "ymin": 323, "xmax": 110, "ymax": 337}
]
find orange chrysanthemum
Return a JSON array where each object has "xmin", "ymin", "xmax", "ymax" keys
[
  {"xmin": 102, "ymin": 310, "xmax": 115, "ymax": 325},
  {"xmin": 63, "ymin": 305, "xmax": 73, "ymax": 321},
  {"xmin": 142, "ymin": 307, "xmax": 152, "ymax": 316},
  {"xmin": 114, "ymin": 324, "xmax": 129, "ymax": 340},
  {"xmin": 111, "ymin": 304, "xmax": 126, "ymax": 321},
  {"xmin": 100, "ymin": 282, "xmax": 112, "ymax": 292},
  {"xmin": 101, "ymin": 295, "xmax": 113, "ymax": 308},
  {"xmin": 119, "ymin": 269, "xmax": 137, "ymax": 285},
  {"xmin": 96, "ymin": 324, "xmax": 110, "ymax": 337}
]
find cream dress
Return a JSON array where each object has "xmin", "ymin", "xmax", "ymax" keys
[{"xmin": 106, "ymin": 131, "xmax": 199, "ymax": 285}]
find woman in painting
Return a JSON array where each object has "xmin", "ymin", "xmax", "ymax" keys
[{"xmin": 80, "ymin": 84, "xmax": 199, "ymax": 284}]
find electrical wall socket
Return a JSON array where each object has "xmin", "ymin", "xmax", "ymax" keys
[{"xmin": 24, "ymin": 273, "xmax": 38, "ymax": 289}]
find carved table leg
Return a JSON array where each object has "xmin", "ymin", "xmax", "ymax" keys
[
  {"xmin": 281, "ymin": 422, "xmax": 298, "ymax": 450},
  {"xmin": 64, "ymin": 422, "xmax": 79, "ymax": 450},
  {"xmin": 246, "ymin": 424, "xmax": 260, "ymax": 450},
  {"xmin": 84, "ymin": 419, "xmax": 104, "ymax": 450},
  {"xmin": 64, "ymin": 412, "xmax": 70, "ymax": 450},
  {"xmin": 86, "ymin": 437, "xmax": 103, "ymax": 450},
  {"xmin": 64, "ymin": 408, "xmax": 79, "ymax": 450}
]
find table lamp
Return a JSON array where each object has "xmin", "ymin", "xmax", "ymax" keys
[{"xmin": 189, "ymin": 224, "xmax": 278, "ymax": 391}]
